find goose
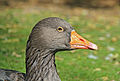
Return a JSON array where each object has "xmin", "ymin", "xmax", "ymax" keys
[{"xmin": 0, "ymin": 17, "xmax": 98, "ymax": 81}]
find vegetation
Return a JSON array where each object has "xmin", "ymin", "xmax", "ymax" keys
[
  {"xmin": 0, "ymin": 8, "xmax": 120, "ymax": 81},
  {"xmin": 0, "ymin": 0, "xmax": 119, "ymax": 8}
]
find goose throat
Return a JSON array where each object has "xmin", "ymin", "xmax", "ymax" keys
[{"xmin": 25, "ymin": 44, "xmax": 61, "ymax": 81}]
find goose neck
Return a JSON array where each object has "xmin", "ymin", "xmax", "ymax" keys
[{"xmin": 25, "ymin": 47, "xmax": 61, "ymax": 81}]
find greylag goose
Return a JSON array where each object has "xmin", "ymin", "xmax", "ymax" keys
[{"xmin": 0, "ymin": 17, "xmax": 98, "ymax": 81}]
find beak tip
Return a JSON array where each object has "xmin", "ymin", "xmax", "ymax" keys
[{"xmin": 91, "ymin": 43, "xmax": 98, "ymax": 50}]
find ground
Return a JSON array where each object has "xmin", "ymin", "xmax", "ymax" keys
[{"xmin": 0, "ymin": 6, "xmax": 120, "ymax": 81}]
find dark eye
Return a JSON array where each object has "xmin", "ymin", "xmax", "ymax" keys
[{"xmin": 57, "ymin": 26, "xmax": 64, "ymax": 32}]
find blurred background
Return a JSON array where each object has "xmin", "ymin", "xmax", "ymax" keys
[{"xmin": 0, "ymin": 0, "xmax": 120, "ymax": 81}]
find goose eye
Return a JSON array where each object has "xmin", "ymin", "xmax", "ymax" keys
[{"xmin": 57, "ymin": 27, "xmax": 64, "ymax": 32}]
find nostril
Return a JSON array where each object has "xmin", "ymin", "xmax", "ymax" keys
[{"xmin": 79, "ymin": 38, "xmax": 85, "ymax": 42}]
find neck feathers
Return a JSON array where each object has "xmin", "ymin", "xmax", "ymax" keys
[{"xmin": 25, "ymin": 41, "xmax": 61, "ymax": 81}]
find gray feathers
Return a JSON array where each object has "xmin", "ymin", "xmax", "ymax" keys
[{"xmin": 0, "ymin": 17, "xmax": 73, "ymax": 81}]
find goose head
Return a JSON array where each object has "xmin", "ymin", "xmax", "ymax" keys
[{"xmin": 29, "ymin": 17, "xmax": 98, "ymax": 51}]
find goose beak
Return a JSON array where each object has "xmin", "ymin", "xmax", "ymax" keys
[{"xmin": 70, "ymin": 30, "xmax": 98, "ymax": 50}]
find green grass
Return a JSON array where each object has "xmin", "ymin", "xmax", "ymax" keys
[{"xmin": 0, "ymin": 8, "xmax": 120, "ymax": 81}]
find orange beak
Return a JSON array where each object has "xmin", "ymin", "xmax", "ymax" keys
[{"xmin": 70, "ymin": 30, "xmax": 98, "ymax": 50}]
